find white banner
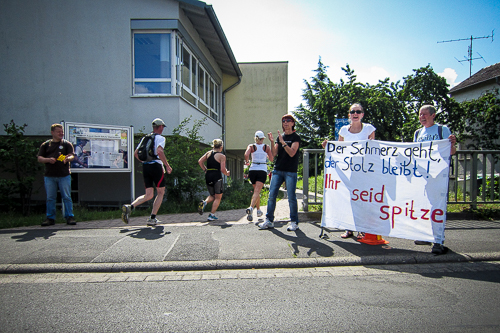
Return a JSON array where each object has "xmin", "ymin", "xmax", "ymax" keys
[{"xmin": 321, "ymin": 139, "xmax": 451, "ymax": 243}]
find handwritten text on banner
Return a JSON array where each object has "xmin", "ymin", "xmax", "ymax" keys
[{"xmin": 321, "ymin": 139, "xmax": 451, "ymax": 243}]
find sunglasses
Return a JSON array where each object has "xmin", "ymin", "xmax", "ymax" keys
[
  {"xmin": 349, "ymin": 110, "xmax": 363, "ymax": 114},
  {"xmin": 282, "ymin": 118, "xmax": 294, "ymax": 123}
]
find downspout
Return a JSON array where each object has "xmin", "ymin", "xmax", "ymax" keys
[{"xmin": 221, "ymin": 76, "xmax": 241, "ymax": 153}]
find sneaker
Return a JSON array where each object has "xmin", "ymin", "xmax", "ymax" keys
[
  {"xmin": 198, "ymin": 201, "xmax": 207, "ymax": 215},
  {"xmin": 256, "ymin": 209, "xmax": 263, "ymax": 217},
  {"xmin": 207, "ymin": 214, "xmax": 218, "ymax": 221},
  {"xmin": 414, "ymin": 240, "xmax": 432, "ymax": 245},
  {"xmin": 258, "ymin": 218, "xmax": 274, "ymax": 229},
  {"xmin": 147, "ymin": 217, "xmax": 159, "ymax": 226},
  {"xmin": 431, "ymin": 243, "xmax": 449, "ymax": 255},
  {"xmin": 66, "ymin": 216, "xmax": 76, "ymax": 225},
  {"xmin": 41, "ymin": 218, "xmax": 55, "ymax": 227},
  {"xmin": 121, "ymin": 204, "xmax": 132, "ymax": 224},
  {"xmin": 246, "ymin": 207, "xmax": 253, "ymax": 221},
  {"xmin": 287, "ymin": 221, "xmax": 299, "ymax": 231}
]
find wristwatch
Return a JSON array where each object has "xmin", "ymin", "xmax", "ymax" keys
[{"xmin": 282, "ymin": 143, "xmax": 287, "ymax": 148}]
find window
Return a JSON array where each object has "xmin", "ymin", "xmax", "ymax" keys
[
  {"xmin": 133, "ymin": 33, "xmax": 172, "ymax": 95},
  {"xmin": 132, "ymin": 30, "xmax": 220, "ymax": 122}
]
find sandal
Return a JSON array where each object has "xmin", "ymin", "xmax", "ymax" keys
[
  {"xmin": 357, "ymin": 232, "xmax": 365, "ymax": 239},
  {"xmin": 340, "ymin": 230, "xmax": 353, "ymax": 238}
]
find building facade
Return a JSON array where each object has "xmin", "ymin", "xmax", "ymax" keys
[{"xmin": 0, "ymin": 0, "xmax": 287, "ymax": 204}]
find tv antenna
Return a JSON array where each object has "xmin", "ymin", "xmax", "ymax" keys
[{"xmin": 438, "ymin": 30, "xmax": 494, "ymax": 77}]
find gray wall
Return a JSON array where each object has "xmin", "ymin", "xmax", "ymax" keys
[
  {"xmin": 0, "ymin": 0, "xmax": 229, "ymax": 204},
  {"xmin": 0, "ymin": 0, "xmax": 222, "ymax": 140}
]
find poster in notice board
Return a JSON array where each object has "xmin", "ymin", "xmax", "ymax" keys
[{"xmin": 64, "ymin": 122, "xmax": 133, "ymax": 173}]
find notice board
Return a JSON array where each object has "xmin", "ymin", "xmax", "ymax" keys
[{"xmin": 64, "ymin": 122, "xmax": 133, "ymax": 173}]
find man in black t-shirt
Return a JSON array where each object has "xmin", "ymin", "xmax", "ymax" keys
[
  {"xmin": 258, "ymin": 114, "xmax": 301, "ymax": 231},
  {"xmin": 37, "ymin": 123, "xmax": 76, "ymax": 226}
]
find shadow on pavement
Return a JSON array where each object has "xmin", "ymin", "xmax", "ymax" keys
[
  {"xmin": 120, "ymin": 226, "xmax": 170, "ymax": 240},
  {"xmin": 270, "ymin": 227, "xmax": 334, "ymax": 257},
  {"xmin": 10, "ymin": 229, "xmax": 57, "ymax": 242}
]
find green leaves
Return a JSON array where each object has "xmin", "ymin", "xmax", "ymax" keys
[
  {"xmin": 0, "ymin": 120, "xmax": 44, "ymax": 215},
  {"xmin": 294, "ymin": 61, "xmax": 464, "ymax": 147}
]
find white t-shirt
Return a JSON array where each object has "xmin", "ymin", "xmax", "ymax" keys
[{"xmin": 338, "ymin": 123, "xmax": 376, "ymax": 141}]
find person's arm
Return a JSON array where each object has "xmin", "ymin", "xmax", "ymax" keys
[
  {"xmin": 244, "ymin": 145, "xmax": 252, "ymax": 165},
  {"xmin": 198, "ymin": 152, "xmax": 208, "ymax": 172},
  {"xmin": 38, "ymin": 155, "xmax": 57, "ymax": 164},
  {"xmin": 368, "ymin": 131, "xmax": 375, "ymax": 140},
  {"xmin": 157, "ymin": 146, "xmax": 172, "ymax": 174},
  {"xmin": 338, "ymin": 135, "xmax": 344, "ymax": 142},
  {"xmin": 267, "ymin": 132, "xmax": 278, "ymax": 158},
  {"xmin": 448, "ymin": 134, "xmax": 457, "ymax": 155},
  {"xmin": 134, "ymin": 149, "xmax": 141, "ymax": 162},
  {"xmin": 219, "ymin": 154, "xmax": 230, "ymax": 177},
  {"xmin": 278, "ymin": 131, "xmax": 299, "ymax": 157},
  {"xmin": 266, "ymin": 144, "xmax": 274, "ymax": 161}
]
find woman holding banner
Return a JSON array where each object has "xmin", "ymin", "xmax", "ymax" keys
[{"xmin": 322, "ymin": 103, "xmax": 375, "ymax": 239}]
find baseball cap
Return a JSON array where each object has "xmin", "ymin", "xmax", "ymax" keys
[
  {"xmin": 152, "ymin": 118, "xmax": 165, "ymax": 126},
  {"xmin": 282, "ymin": 114, "xmax": 295, "ymax": 122},
  {"xmin": 255, "ymin": 130, "xmax": 265, "ymax": 138}
]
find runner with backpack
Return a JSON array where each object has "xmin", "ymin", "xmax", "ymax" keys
[{"xmin": 121, "ymin": 118, "xmax": 172, "ymax": 226}]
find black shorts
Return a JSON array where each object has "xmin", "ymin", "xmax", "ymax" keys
[
  {"xmin": 206, "ymin": 170, "xmax": 223, "ymax": 196},
  {"xmin": 248, "ymin": 170, "xmax": 267, "ymax": 184},
  {"xmin": 143, "ymin": 163, "xmax": 166, "ymax": 188}
]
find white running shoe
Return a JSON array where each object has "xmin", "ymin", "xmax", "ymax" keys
[
  {"xmin": 246, "ymin": 207, "xmax": 253, "ymax": 221},
  {"xmin": 121, "ymin": 204, "xmax": 131, "ymax": 224},
  {"xmin": 256, "ymin": 209, "xmax": 263, "ymax": 217},
  {"xmin": 147, "ymin": 217, "xmax": 159, "ymax": 226},
  {"xmin": 287, "ymin": 221, "xmax": 299, "ymax": 231},
  {"xmin": 258, "ymin": 218, "xmax": 274, "ymax": 229}
]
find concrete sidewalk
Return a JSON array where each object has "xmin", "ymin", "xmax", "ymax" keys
[{"xmin": 1, "ymin": 198, "xmax": 500, "ymax": 274}]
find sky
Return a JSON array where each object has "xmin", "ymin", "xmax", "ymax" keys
[{"xmin": 205, "ymin": 0, "xmax": 500, "ymax": 111}]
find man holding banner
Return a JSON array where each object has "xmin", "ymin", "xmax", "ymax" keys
[
  {"xmin": 321, "ymin": 105, "xmax": 456, "ymax": 255},
  {"xmin": 413, "ymin": 105, "xmax": 456, "ymax": 254}
]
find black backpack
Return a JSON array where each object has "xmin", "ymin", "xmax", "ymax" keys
[{"xmin": 137, "ymin": 133, "xmax": 158, "ymax": 162}]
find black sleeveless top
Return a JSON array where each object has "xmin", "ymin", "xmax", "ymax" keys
[{"xmin": 206, "ymin": 151, "xmax": 222, "ymax": 184}]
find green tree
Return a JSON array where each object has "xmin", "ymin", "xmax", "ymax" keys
[
  {"xmin": 294, "ymin": 60, "xmax": 461, "ymax": 147},
  {"xmin": 459, "ymin": 90, "xmax": 500, "ymax": 150},
  {"xmin": 163, "ymin": 116, "xmax": 208, "ymax": 205},
  {"xmin": 0, "ymin": 120, "xmax": 43, "ymax": 215},
  {"xmin": 398, "ymin": 64, "xmax": 461, "ymax": 141}
]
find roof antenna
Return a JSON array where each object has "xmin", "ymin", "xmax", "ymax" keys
[{"xmin": 438, "ymin": 29, "xmax": 494, "ymax": 77}]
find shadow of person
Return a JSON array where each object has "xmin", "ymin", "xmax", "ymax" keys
[
  {"xmin": 11, "ymin": 229, "xmax": 57, "ymax": 242},
  {"xmin": 121, "ymin": 226, "xmax": 170, "ymax": 240},
  {"xmin": 270, "ymin": 227, "xmax": 334, "ymax": 257}
]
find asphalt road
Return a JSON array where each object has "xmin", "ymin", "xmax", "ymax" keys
[{"xmin": 1, "ymin": 262, "xmax": 499, "ymax": 332}]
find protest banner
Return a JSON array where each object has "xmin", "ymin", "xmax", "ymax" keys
[{"xmin": 321, "ymin": 139, "xmax": 451, "ymax": 243}]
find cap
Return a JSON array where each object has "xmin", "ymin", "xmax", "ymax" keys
[
  {"xmin": 255, "ymin": 130, "xmax": 265, "ymax": 139},
  {"xmin": 152, "ymin": 118, "xmax": 165, "ymax": 126},
  {"xmin": 282, "ymin": 114, "xmax": 295, "ymax": 122}
]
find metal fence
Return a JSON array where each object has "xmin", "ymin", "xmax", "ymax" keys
[{"xmin": 302, "ymin": 149, "xmax": 500, "ymax": 212}]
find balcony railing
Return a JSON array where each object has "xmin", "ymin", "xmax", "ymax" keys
[{"xmin": 302, "ymin": 149, "xmax": 500, "ymax": 212}]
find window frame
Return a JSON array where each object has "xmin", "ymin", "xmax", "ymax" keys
[{"xmin": 132, "ymin": 30, "xmax": 175, "ymax": 96}]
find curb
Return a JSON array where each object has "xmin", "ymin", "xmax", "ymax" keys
[{"xmin": 2, "ymin": 252, "xmax": 500, "ymax": 274}]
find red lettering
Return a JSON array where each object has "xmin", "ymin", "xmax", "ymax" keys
[
  {"xmin": 420, "ymin": 209, "xmax": 430, "ymax": 220},
  {"xmin": 380, "ymin": 206, "xmax": 390, "ymax": 220},
  {"xmin": 431, "ymin": 209, "xmax": 444, "ymax": 223},
  {"xmin": 351, "ymin": 189, "xmax": 359, "ymax": 201}
]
